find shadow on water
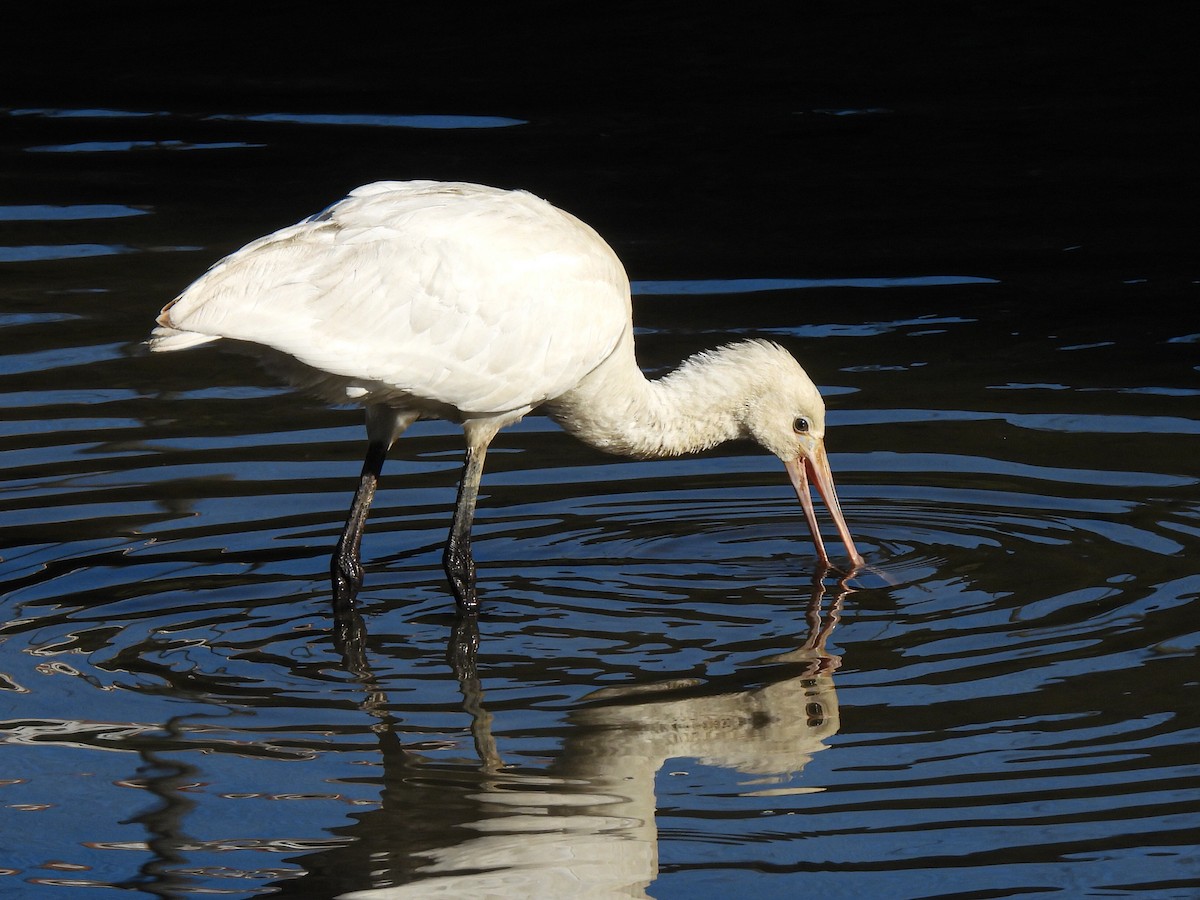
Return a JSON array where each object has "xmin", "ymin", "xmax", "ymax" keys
[{"xmin": 251, "ymin": 580, "xmax": 846, "ymax": 898}]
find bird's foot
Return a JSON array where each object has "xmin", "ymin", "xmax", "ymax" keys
[
  {"xmin": 450, "ymin": 580, "xmax": 480, "ymax": 616},
  {"xmin": 331, "ymin": 551, "xmax": 364, "ymax": 611},
  {"xmin": 444, "ymin": 544, "xmax": 479, "ymax": 615}
]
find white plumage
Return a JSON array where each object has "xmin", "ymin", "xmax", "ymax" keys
[
  {"xmin": 155, "ymin": 182, "xmax": 627, "ymax": 416},
  {"xmin": 151, "ymin": 181, "xmax": 862, "ymax": 611}
]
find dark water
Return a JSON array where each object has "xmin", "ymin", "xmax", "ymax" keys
[{"xmin": 2, "ymin": 7, "xmax": 1198, "ymax": 898}]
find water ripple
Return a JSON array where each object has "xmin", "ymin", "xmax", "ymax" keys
[{"xmin": 1, "ymin": 98, "xmax": 1196, "ymax": 895}]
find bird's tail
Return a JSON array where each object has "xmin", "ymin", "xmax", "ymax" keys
[{"xmin": 146, "ymin": 325, "xmax": 220, "ymax": 353}]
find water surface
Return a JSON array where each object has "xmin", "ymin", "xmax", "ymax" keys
[{"xmin": 2, "ymin": 12, "xmax": 1199, "ymax": 898}]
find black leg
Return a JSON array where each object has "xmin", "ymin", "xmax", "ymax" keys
[
  {"xmin": 331, "ymin": 439, "xmax": 388, "ymax": 609},
  {"xmin": 444, "ymin": 437, "xmax": 492, "ymax": 614}
]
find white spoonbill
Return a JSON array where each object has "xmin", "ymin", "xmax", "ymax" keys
[{"xmin": 149, "ymin": 181, "xmax": 863, "ymax": 612}]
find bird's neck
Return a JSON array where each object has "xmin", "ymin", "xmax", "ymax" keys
[{"xmin": 545, "ymin": 332, "xmax": 752, "ymax": 459}]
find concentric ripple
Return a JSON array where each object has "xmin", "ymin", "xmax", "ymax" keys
[{"xmin": 1, "ymin": 104, "xmax": 1197, "ymax": 898}]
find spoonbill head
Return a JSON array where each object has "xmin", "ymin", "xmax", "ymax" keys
[{"xmin": 721, "ymin": 343, "xmax": 862, "ymax": 570}]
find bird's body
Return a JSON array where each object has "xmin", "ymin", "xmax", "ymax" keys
[
  {"xmin": 151, "ymin": 181, "xmax": 862, "ymax": 611},
  {"xmin": 154, "ymin": 182, "xmax": 629, "ymax": 420}
]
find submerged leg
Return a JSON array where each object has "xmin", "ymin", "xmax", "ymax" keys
[
  {"xmin": 331, "ymin": 440, "xmax": 387, "ymax": 608},
  {"xmin": 444, "ymin": 425, "xmax": 499, "ymax": 615},
  {"xmin": 331, "ymin": 407, "xmax": 414, "ymax": 609}
]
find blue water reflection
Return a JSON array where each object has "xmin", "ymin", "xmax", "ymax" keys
[{"xmin": 1, "ymin": 9, "xmax": 1198, "ymax": 897}]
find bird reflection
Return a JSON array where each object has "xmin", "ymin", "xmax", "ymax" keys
[
  {"xmin": 271, "ymin": 578, "xmax": 846, "ymax": 899},
  {"xmin": 113, "ymin": 716, "xmax": 217, "ymax": 898}
]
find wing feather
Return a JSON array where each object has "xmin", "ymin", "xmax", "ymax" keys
[{"xmin": 155, "ymin": 182, "xmax": 631, "ymax": 414}]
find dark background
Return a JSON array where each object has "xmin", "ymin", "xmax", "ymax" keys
[{"xmin": 7, "ymin": 2, "xmax": 1195, "ymax": 285}]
